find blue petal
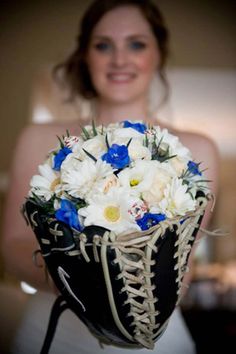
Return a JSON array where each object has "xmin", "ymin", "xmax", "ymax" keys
[
  {"xmin": 102, "ymin": 144, "xmax": 130, "ymax": 169},
  {"xmin": 55, "ymin": 200, "xmax": 82, "ymax": 231},
  {"xmin": 137, "ymin": 213, "xmax": 166, "ymax": 231},
  {"xmin": 187, "ymin": 161, "xmax": 202, "ymax": 176},
  {"xmin": 53, "ymin": 147, "xmax": 72, "ymax": 171},
  {"xmin": 123, "ymin": 120, "xmax": 147, "ymax": 134}
]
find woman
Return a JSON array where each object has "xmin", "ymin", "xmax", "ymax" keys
[{"xmin": 2, "ymin": 1, "xmax": 219, "ymax": 353}]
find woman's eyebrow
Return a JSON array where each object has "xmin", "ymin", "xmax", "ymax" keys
[
  {"xmin": 91, "ymin": 35, "xmax": 111, "ymax": 41},
  {"xmin": 91, "ymin": 34, "xmax": 150, "ymax": 41}
]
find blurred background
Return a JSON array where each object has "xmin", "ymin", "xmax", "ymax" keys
[{"xmin": 0, "ymin": 0, "xmax": 235, "ymax": 353}]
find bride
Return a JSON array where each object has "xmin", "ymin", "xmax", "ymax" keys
[{"xmin": 2, "ymin": 1, "xmax": 219, "ymax": 353}]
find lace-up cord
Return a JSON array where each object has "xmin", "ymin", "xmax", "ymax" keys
[
  {"xmin": 30, "ymin": 211, "xmax": 38, "ymax": 228},
  {"xmin": 72, "ymin": 197, "xmax": 207, "ymax": 349},
  {"xmin": 173, "ymin": 197, "xmax": 208, "ymax": 298},
  {"xmin": 110, "ymin": 230, "xmax": 162, "ymax": 349}
]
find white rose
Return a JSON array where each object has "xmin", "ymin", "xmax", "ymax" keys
[
  {"xmin": 60, "ymin": 152, "xmax": 81, "ymax": 172},
  {"xmin": 81, "ymin": 135, "xmax": 107, "ymax": 159},
  {"xmin": 169, "ymin": 157, "xmax": 187, "ymax": 176},
  {"xmin": 142, "ymin": 163, "xmax": 175, "ymax": 206},
  {"xmin": 109, "ymin": 127, "xmax": 143, "ymax": 146},
  {"xmin": 128, "ymin": 139, "xmax": 151, "ymax": 161}
]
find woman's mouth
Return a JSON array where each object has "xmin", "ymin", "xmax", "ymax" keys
[{"xmin": 107, "ymin": 73, "xmax": 136, "ymax": 83}]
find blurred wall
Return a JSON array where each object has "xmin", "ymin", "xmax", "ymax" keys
[
  {"xmin": 0, "ymin": 0, "xmax": 236, "ymax": 261},
  {"xmin": 0, "ymin": 0, "xmax": 235, "ymax": 171}
]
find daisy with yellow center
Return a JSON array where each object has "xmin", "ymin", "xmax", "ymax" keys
[
  {"xmin": 79, "ymin": 187, "xmax": 141, "ymax": 234},
  {"xmin": 154, "ymin": 177, "xmax": 196, "ymax": 218},
  {"xmin": 104, "ymin": 205, "xmax": 120, "ymax": 222},
  {"xmin": 29, "ymin": 163, "xmax": 61, "ymax": 201}
]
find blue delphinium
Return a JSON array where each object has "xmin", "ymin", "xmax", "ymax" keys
[
  {"xmin": 137, "ymin": 212, "xmax": 166, "ymax": 231},
  {"xmin": 55, "ymin": 199, "xmax": 82, "ymax": 231},
  {"xmin": 187, "ymin": 161, "xmax": 202, "ymax": 176},
  {"xmin": 53, "ymin": 147, "xmax": 72, "ymax": 171},
  {"xmin": 123, "ymin": 120, "xmax": 147, "ymax": 134},
  {"xmin": 102, "ymin": 144, "xmax": 130, "ymax": 169}
]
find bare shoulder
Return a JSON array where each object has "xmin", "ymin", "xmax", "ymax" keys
[
  {"xmin": 176, "ymin": 129, "xmax": 220, "ymax": 196},
  {"xmin": 15, "ymin": 122, "xmax": 81, "ymax": 158},
  {"xmin": 177, "ymin": 130, "xmax": 219, "ymax": 161},
  {"xmin": 18, "ymin": 121, "xmax": 81, "ymax": 145}
]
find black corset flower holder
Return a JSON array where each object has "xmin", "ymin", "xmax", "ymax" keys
[{"xmin": 24, "ymin": 192, "xmax": 207, "ymax": 352}]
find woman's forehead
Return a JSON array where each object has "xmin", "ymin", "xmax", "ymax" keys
[{"xmin": 91, "ymin": 6, "xmax": 153, "ymax": 38}]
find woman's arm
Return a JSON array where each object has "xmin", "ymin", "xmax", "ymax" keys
[
  {"xmin": 178, "ymin": 131, "xmax": 220, "ymax": 292},
  {"xmin": 179, "ymin": 131, "xmax": 220, "ymax": 229},
  {"xmin": 1, "ymin": 123, "xmax": 69, "ymax": 290}
]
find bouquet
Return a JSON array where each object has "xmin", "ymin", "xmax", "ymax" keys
[{"xmin": 24, "ymin": 120, "xmax": 211, "ymax": 351}]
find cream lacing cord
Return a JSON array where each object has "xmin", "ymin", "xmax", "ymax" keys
[
  {"xmin": 74, "ymin": 206, "xmax": 206, "ymax": 349},
  {"xmin": 174, "ymin": 197, "xmax": 208, "ymax": 299},
  {"xmin": 74, "ymin": 231, "xmax": 160, "ymax": 348},
  {"xmin": 113, "ymin": 239, "xmax": 160, "ymax": 349}
]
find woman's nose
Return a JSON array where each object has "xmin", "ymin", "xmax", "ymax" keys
[{"xmin": 111, "ymin": 48, "xmax": 128, "ymax": 67}]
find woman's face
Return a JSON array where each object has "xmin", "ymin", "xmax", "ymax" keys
[{"xmin": 86, "ymin": 5, "xmax": 160, "ymax": 105}]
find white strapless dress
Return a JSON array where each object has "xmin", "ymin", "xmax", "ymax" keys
[{"xmin": 11, "ymin": 291, "xmax": 196, "ymax": 354}]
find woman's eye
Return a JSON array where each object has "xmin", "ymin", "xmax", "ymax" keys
[
  {"xmin": 94, "ymin": 42, "xmax": 111, "ymax": 52},
  {"xmin": 129, "ymin": 41, "xmax": 147, "ymax": 51}
]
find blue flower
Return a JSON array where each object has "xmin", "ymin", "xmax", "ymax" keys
[
  {"xmin": 102, "ymin": 144, "xmax": 130, "ymax": 169},
  {"xmin": 187, "ymin": 161, "xmax": 202, "ymax": 176},
  {"xmin": 55, "ymin": 199, "xmax": 82, "ymax": 231},
  {"xmin": 123, "ymin": 120, "xmax": 147, "ymax": 134},
  {"xmin": 137, "ymin": 212, "xmax": 166, "ymax": 231},
  {"xmin": 53, "ymin": 147, "xmax": 72, "ymax": 171}
]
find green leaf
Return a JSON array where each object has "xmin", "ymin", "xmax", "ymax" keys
[
  {"xmin": 105, "ymin": 134, "xmax": 110, "ymax": 149},
  {"xmin": 144, "ymin": 133, "xmax": 149, "ymax": 147},
  {"xmin": 82, "ymin": 148, "xmax": 97, "ymax": 162},
  {"xmin": 56, "ymin": 135, "xmax": 64, "ymax": 148},
  {"xmin": 126, "ymin": 138, "xmax": 132, "ymax": 147},
  {"xmin": 92, "ymin": 120, "xmax": 98, "ymax": 136},
  {"xmin": 81, "ymin": 126, "xmax": 91, "ymax": 140}
]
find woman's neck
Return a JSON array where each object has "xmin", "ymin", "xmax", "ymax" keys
[{"xmin": 94, "ymin": 97, "xmax": 151, "ymax": 125}]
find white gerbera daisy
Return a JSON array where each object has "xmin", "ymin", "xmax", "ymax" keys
[
  {"xmin": 61, "ymin": 159, "xmax": 113, "ymax": 200},
  {"xmin": 79, "ymin": 187, "xmax": 141, "ymax": 234},
  {"xmin": 156, "ymin": 177, "xmax": 196, "ymax": 218},
  {"xmin": 29, "ymin": 163, "xmax": 61, "ymax": 201}
]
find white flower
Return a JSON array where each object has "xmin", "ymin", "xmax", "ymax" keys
[
  {"xmin": 154, "ymin": 127, "xmax": 191, "ymax": 160},
  {"xmin": 109, "ymin": 127, "xmax": 143, "ymax": 146},
  {"xmin": 81, "ymin": 134, "xmax": 107, "ymax": 160},
  {"xmin": 61, "ymin": 159, "xmax": 113, "ymax": 200},
  {"xmin": 156, "ymin": 177, "xmax": 196, "ymax": 218},
  {"xmin": 64, "ymin": 135, "xmax": 83, "ymax": 151},
  {"xmin": 103, "ymin": 174, "xmax": 120, "ymax": 194},
  {"xmin": 118, "ymin": 160, "xmax": 155, "ymax": 195},
  {"xmin": 29, "ymin": 163, "xmax": 61, "ymax": 201},
  {"xmin": 27, "ymin": 121, "xmax": 209, "ymax": 235},
  {"xmin": 128, "ymin": 199, "xmax": 148, "ymax": 220},
  {"xmin": 169, "ymin": 156, "xmax": 188, "ymax": 176},
  {"xmin": 141, "ymin": 161, "xmax": 176, "ymax": 207},
  {"xmin": 79, "ymin": 187, "xmax": 141, "ymax": 234},
  {"xmin": 128, "ymin": 139, "xmax": 151, "ymax": 161},
  {"xmin": 60, "ymin": 152, "xmax": 81, "ymax": 171}
]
